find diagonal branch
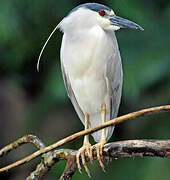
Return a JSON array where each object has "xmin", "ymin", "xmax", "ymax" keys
[
  {"xmin": 59, "ymin": 155, "xmax": 77, "ymax": 180},
  {"xmin": 26, "ymin": 152, "xmax": 59, "ymax": 180},
  {"xmin": 0, "ymin": 105, "xmax": 170, "ymax": 173}
]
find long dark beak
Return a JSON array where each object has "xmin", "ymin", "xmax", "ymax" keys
[{"xmin": 110, "ymin": 15, "xmax": 144, "ymax": 31}]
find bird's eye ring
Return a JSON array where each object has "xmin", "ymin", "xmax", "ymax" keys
[{"xmin": 99, "ymin": 10, "xmax": 105, "ymax": 17}]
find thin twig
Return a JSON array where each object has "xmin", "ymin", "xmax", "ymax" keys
[
  {"xmin": 0, "ymin": 135, "xmax": 45, "ymax": 157},
  {"xmin": 0, "ymin": 105, "xmax": 170, "ymax": 173},
  {"xmin": 27, "ymin": 139, "xmax": 170, "ymax": 179}
]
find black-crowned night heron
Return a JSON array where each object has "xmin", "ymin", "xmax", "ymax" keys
[{"xmin": 37, "ymin": 2, "xmax": 143, "ymax": 176}]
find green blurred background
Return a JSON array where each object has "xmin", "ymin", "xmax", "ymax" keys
[{"xmin": 0, "ymin": 0, "xmax": 170, "ymax": 179}]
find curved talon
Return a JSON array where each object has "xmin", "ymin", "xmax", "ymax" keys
[
  {"xmin": 76, "ymin": 151, "xmax": 82, "ymax": 173},
  {"xmin": 93, "ymin": 141, "xmax": 106, "ymax": 172},
  {"xmin": 81, "ymin": 151, "xmax": 89, "ymax": 175},
  {"xmin": 76, "ymin": 143, "xmax": 93, "ymax": 177}
]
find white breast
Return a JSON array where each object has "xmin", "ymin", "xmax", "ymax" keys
[{"xmin": 61, "ymin": 26, "xmax": 114, "ymax": 114}]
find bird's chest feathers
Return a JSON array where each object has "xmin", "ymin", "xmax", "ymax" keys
[
  {"xmin": 61, "ymin": 26, "xmax": 115, "ymax": 113},
  {"xmin": 62, "ymin": 26, "xmax": 113, "ymax": 78}
]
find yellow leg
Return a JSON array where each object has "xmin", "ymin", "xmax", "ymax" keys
[
  {"xmin": 76, "ymin": 114, "xmax": 93, "ymax": 177},
  {"xmin": 101, "ymin": 104, "xmax": 107, "ymax": 142},
  {"xmin": 94, "ymin": 104, "xmax": 107, "ymax": 171}
]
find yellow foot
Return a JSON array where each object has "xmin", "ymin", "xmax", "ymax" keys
[
  {"xmin": 76, "ymin": 143, "xmax": 93, "ymax": 177},
  {"xmin": 93, "ymin": 140, "xmax": 106, "ymax": 172}
]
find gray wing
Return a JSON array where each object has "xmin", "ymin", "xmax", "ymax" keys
[
  {"xmin": 61, "ymin": 62, "xmax": 85, "ymax": 122},
  {"xmin": 106, "ymin": 46, "xmax": 123, "ymax": 119}
]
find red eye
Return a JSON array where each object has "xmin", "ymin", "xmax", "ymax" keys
[{"xmin": 99, "ymin": 10, "xmax": 105, "ymax": 16}]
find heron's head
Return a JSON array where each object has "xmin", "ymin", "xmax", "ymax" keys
[{"xmin": 59, "ymin": 3, "xmax": 144, "ymax": 34}]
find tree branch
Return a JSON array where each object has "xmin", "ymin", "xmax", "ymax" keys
[
  {"xmin": 26, "ymin": 139, "xmax": 170, "ymax": 179},
  {"xmin": 0, "ymin": 135, "xmax": 45, "ymax": 158},
  {"xmin": 0, "ymin": 105, "xmax": 170, "ymax": 174},
  {"xmin": 26, "ymin": 150, "xmax": 77, "ymax": 180},
  {"xmin": 26, "ymin": 152, "xmax": 59, "ymax": 180},
  {"xmin": 59, "ymin": 155, "xmax": 77, "ymax": 180}
]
